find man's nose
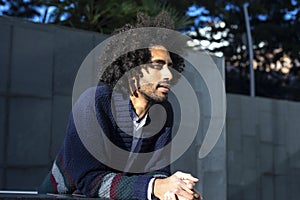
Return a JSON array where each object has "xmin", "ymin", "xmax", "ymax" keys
[{"xmin": 161, "ymin": 66, "xmax": 173, "ymax": 80}]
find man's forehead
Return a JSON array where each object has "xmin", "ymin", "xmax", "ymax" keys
[
  {"xmin": 149, "ymin": 45, "xmax": 168, "ymax": 52},
  {"xmin": 148, "ymin": 45, "xmax": 172, "ymax": 63}
]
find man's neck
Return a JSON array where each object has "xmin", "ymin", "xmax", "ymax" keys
[{"xmin": 130, "ymin": 91, "xmax": 151, "ymax": 119}]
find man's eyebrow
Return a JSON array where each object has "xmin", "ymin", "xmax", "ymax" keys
[{"xmin": 151, "ymin": 59, "xmax": 173, "ymax": 66}]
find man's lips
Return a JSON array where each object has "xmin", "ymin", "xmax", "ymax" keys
[{"xmin": 157, "ymin": 84, "xmax": 170, "ymax": 93}]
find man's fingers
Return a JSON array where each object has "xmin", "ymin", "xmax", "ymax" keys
[
  {"xmin": 175, "ymin": 171, "xmax": 199, "ymax": 182},
  {"xmin": 156, "ymin": 172, "xmax": 200, "ymax": 200},
  {"xmin": 170, "ymin": 179, "xmax": 196, "ymax": 200},
  {"xmin": 193, "ymin": 192, "xmax": 200, "ymax": 199},
  {"xmin": 182, "ymin": 174, "xmax": 199, "ymax": 182},
  {"xmin": 176, "ymin": 189, "xmax": 194, "ymax": 200},
  {"xmin": 179, "ymin": 178, "xmax": 202, "ymax": 200},
  {"xmin": 179, "ymin": 180, "xmax": 194, "ymax": 194},
  {"xmin": 183, "ymin": 180, "xmax": 195, "ymax": 189},
  {"xmin": 164, "ymin": 192, "xmax": 177, "ymax": 200},
  {"xmin": 192, "ymin": 188, "xmax": 201, "ymax": 200},
  {"xmin": 169, "ymin": 192, "xmax": 177, "ymax": 200}
]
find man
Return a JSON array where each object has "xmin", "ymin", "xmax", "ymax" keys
[{"xmin": 39, "ymin": 12, "xmax": 200, "ymax": 200}]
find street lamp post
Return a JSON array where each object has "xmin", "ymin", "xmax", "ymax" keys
[{"xmin": 243, "ymin": 3, "xmax": 255, "ymax": 97}]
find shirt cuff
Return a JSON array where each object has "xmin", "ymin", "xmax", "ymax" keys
[{"xmin": 147, "ymin": 178, "xmax": 155, "ymax": 200}]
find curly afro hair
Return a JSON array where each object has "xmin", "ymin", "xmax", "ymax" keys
[{"xmin": 99, "ymin": 11, "xmax": 185, "ymax": 92}]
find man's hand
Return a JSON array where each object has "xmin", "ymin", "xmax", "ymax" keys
[{"xmin": 153, "ymin": 171, "xmax": 200, "ymax": 200}]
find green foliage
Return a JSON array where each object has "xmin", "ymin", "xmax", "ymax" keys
[
  {"xmin": 0, "ymin": 0, "xmax": 192, "ymax": 33},
  {"xmin": 37, "ymin": 0, "xmax": 192, "ymax": 33}
]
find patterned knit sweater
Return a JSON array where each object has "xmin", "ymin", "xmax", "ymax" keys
[{"xmin": 38, "ymin": 85, "xmax": 173, "ymax": 199}]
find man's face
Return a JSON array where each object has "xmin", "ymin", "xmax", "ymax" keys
[{"xmin": 138, "ymin": 45, "xmax": 173, "ymax": 102}]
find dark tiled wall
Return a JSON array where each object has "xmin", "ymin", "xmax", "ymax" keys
[
  {"xmin": 227, "ymin": 95, "xmax": 300, "ymax": 200},
  {"xmin": 0, "ymin": 17, "xmax": 107, "ymax": 190}
]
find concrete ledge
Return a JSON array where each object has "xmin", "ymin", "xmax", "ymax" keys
[{"xmin": 0, "ymin": 191, "xmax": 91, "ymax": 199}]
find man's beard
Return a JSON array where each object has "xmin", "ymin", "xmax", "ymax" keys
[{"xmin": 139, "ymin": 83, "xmax": 168, "ymax": 103}]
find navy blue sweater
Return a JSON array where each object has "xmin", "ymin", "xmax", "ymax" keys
[{"xmin": 39, "ymin": 85, "xmax": 173, "ymax": 199}]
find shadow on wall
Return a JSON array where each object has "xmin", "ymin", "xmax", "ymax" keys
[{"xmin": 0, "ymin": 16, "xmax": 107, "ymax": 190}]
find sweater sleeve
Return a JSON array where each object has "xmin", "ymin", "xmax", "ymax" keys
[{"xmin": 47, "ymin": 115, "xmax": 170, "ymax": 199}]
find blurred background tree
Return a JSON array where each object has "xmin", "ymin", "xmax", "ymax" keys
[
  {"xmin": 0, "ymin": 0, "xmax": 42, "ymax": 20},
  {"xmin": 40, "ymin": 0, "xmax": 195, "ymax": 33},
  {"xmin": 0, "ymin": 0, "xmax": 193, "ymax": 33},
  {"xmin": 0, "ymin": 0, "xmax": 299, "ymax": 100},
  {"xmin": 185, "ymin": 0, "xmax": 300, "ymax": 99}
]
